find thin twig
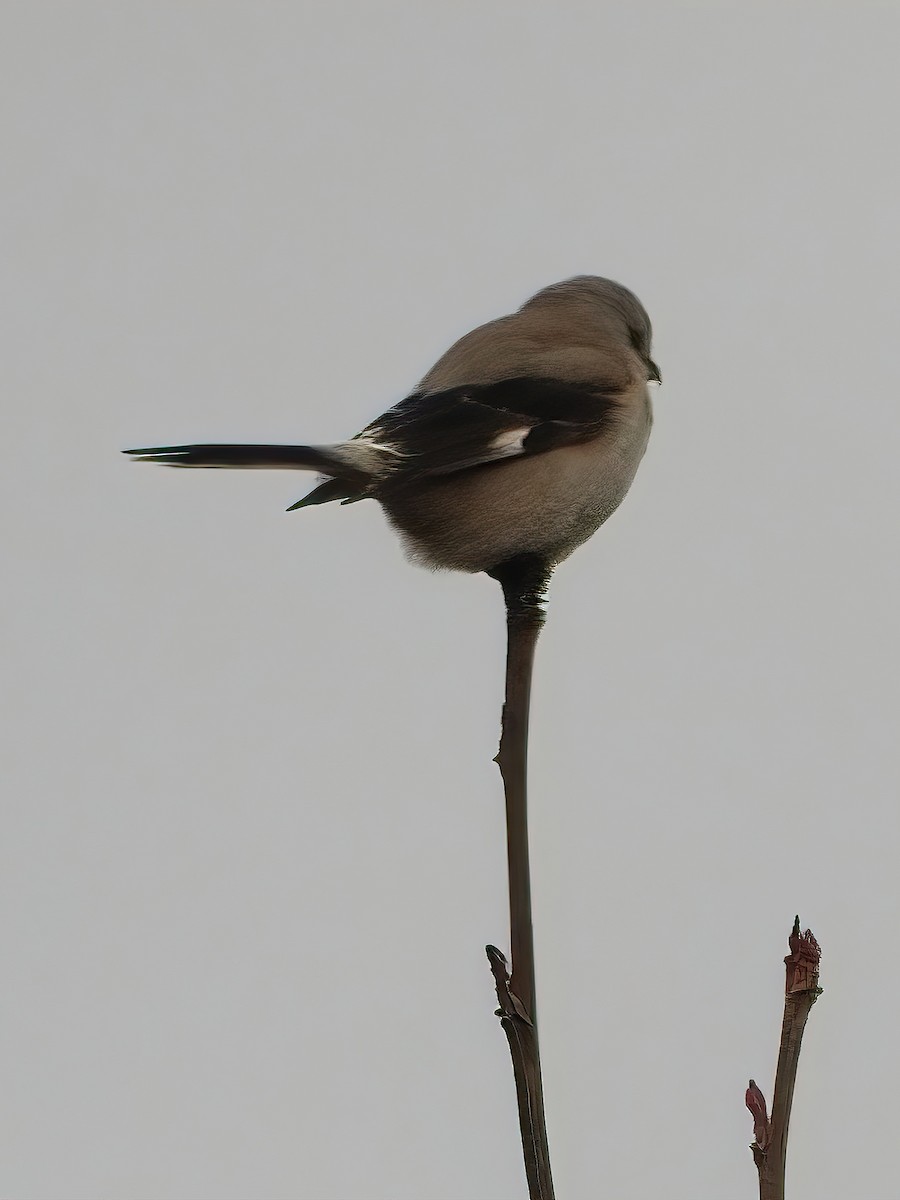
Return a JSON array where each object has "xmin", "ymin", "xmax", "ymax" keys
[
  {"xmin": 485, "ymin": 555, "xmax": 555, "ymax": 1200},
  {"xmin": 746, "ymin": 916, "xmax": 822, "ymax": 1200}
]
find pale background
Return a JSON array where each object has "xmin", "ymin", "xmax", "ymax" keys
[{"xmin": 3, "ymin": 4, "xmax": 899, "ymax": 1198}]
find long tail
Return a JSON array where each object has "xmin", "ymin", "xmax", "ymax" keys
[
  {"xmin": 123, "ymin": 443, "xmax": 349, "ymax": 473},
  {"xmin": 123, "ymin": 441, "xmax": 387, "ymax": 510}
]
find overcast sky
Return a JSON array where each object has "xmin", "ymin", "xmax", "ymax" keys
[{"xmin": 3, "ymin": 4, "xmax": 900, "ymax": 1198}]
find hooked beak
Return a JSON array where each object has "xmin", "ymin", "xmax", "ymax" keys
[{"xmin": 647, "ymin": 359, "xmax": 662, "ymax": 385}]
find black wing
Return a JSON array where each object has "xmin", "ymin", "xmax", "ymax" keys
[{"xmin": 361, "ymin": 376, "xmax": 621, "ymax": 481}]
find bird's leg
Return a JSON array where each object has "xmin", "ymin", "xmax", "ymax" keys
[{"xmin": 485, "ymin": 554, "xmax": 555, "ymax": 1200}]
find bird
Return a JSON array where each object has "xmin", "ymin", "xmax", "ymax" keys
[
  {"xmin": 126, "ymin": 276, "xmax": 658, "ymax": 599},
  {"xmin": 126, "ymin": 276, "xmax": 659, "ymax": 1172}
]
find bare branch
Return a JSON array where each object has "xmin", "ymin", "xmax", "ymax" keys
[
  {"xmin": 485, "ymin": 556, "xmax": 555, "ymax": 1200},
  {"xmin": 747, "ymin": 916, "xmax": 823, "ymax": 1200}
]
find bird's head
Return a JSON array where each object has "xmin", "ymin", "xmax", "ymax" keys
[{"xmin": 527, "ymin": 275, "xmax": 661, "ymax": 385}]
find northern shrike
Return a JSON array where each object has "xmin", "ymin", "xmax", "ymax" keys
[
  {"xmin": 127, "ymin": 275, "xmax": 659, "ymax": 1190},
  {"xmin": 126, "ymin": 276, "xmax": 658, "ymax": 584}
]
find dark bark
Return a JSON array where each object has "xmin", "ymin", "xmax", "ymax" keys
[{"xmin": 485, "ymin": 556, "xmax": 555, "ymax": 1200}]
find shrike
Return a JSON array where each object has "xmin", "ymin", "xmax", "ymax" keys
[
  {"xmin": 126, "ymin": 275, "xmax": 659, "ymax": 1192},
  {"xmin": 126, "ymin": 276, "xmax": 658, "ymax": 585}
]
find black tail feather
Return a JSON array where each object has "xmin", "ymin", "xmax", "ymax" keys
[
  {"xmin": 123, "ymin": 443, "xmax": 342, "ymax": 471},
  {"xmin": 286, "ymin": 478, "xmax": 359, "ymax": 511}
]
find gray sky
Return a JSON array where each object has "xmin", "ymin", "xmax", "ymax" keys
[{"xmin": 3, "ymin": 4, "xmax": 899, "ymax": 1198}]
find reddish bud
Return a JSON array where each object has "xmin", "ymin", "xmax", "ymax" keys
[
  {"xmin": 785, "ymin": 916, "xmax": 821, "ymax": 995},
  {"xmin": 745, "ymin": 1079, "xmax": 771, "ymax": 1149}
]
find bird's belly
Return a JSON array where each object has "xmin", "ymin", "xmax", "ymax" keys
[{"xmin": 383, "ymin": 409, "xmax": 651, "ymax": 573}]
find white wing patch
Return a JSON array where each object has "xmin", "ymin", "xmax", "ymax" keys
[{"xmin": 489, "ymin": 426, "xmax": 531, "ymax": 458}]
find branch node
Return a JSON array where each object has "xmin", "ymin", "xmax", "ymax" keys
[
  {"xmin": 486, "ymin": 944, "xmax": 533, "ymax": 1025},
  {"xmin": 745, "ymin": 1079, "xmax": 771, "ymax": 1150}
]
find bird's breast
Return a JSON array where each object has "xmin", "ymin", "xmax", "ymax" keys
[{"xmin": 382, "ymin": 392, "xmax": 652, "ymax": 574}]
